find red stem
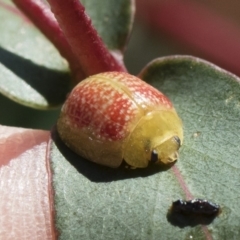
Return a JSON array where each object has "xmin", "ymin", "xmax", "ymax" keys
[
  {"xmin": 47, "ymin": 0, "xmax": 127, "ymax": 76},
  {"xmin": 12, "ymin": 0, "xmax": 85, "ymax": 81}
]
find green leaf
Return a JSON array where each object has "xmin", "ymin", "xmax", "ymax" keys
[
  {"xmin": 0, "ymin": 0, "xmax": 134, "ymax": 109},
  {"xmin": 50, "ymin": 56, "xmax": 240, "ymax": 239},
  {"xmin": 82, "ymin": 0, "xmax": 134, "ymax": 51},
  {"xmin": 0, "ymin": 0, "xmax": 70, "ymax": 109}
]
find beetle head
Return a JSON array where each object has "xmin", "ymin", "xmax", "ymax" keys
[{"xmin": 151, "ymin": 136, "xmax": 181, "ymax": 165}]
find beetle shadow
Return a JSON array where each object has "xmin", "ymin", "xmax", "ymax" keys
[
  {"xmin": 0, "ymin": 46, "xmax": 70, "ymax": 105},
  {"xmin": 166, "ymin": 210, "xmax": 218, "ymax": 228},
  {"xmin": 51, "ymin": 126, "xmax": 173, "ymax": 182}
]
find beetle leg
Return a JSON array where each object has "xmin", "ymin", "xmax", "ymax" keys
[
  {"xmin": 151, "ymin": 149, "xmax": 159, "ymax": 163},
  {"xmin": 174, "ymin": 136, "xmax": 181, "ymax": 146}
]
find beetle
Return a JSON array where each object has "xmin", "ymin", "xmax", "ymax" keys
[{"xmin": 57, "ymin": 72, "xmax": 183, "ymax": 168}]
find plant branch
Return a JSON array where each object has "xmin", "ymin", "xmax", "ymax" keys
[
  {"xmin": 46, "ymin": 0, "xmax": 127, "ymax": 76},
  {"xmin": 12, "ymin": 0, "xmax": 85, "ymax": 82}
]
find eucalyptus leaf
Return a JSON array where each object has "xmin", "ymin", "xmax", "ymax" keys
[
  {"xmin": 0, "ymin": 0, "xmax": 134, "ymax": 109},
  {"xmin": 50, "ymin": 56, "xmax": 240, "ymax": 239},
  {"xmin": 0, "ymin": 0, "xmax": 70, "ymax": 109},
  {"xmin": 81, "ymin": 0, "xmax": 135, "ymax": 52}
]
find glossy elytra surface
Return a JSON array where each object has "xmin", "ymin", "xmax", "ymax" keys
[{"xmin": 57, "ymin": 72, "xmax": 183, "ymax": 168}]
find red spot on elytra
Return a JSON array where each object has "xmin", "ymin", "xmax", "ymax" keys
[
  {"xmin": 100, "ymin": 122, "xmax": 122, "ymax": 140},
  {"xmin": 101, "ymin": 72, "xmax": 173, "ymax": 109},
  {"xmin": 64, "ymin": 77, "xmax": 138, "ymax": 141}
]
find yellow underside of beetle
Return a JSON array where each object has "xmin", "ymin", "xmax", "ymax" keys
[{"xmin": 123, "ymin": 110, "xmax": 183, "ymax": 168}]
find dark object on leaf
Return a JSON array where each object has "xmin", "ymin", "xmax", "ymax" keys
[
  {"xmin": 171, "ymin": 199, "xmax": 220, "ymax": 216},
  {"xmin": 167, "ymin": 199, "xmax": 221, "ymax": 228}
]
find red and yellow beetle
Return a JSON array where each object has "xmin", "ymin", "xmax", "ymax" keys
[{"xmin": 57, "ymin": 72, "xmax": 183, "ymax": 168}]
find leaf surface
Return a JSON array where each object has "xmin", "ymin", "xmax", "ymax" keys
[
  {"xmin": 50, "ymin": 56, "xmax": 240, "ymax": 239},
  {"xmin": 0, "ymin": 0, "xmax": 134, "ymax": 109},
  {"xmin": 0, "ymin": 0, "xmax": 70, "ymax": 109},
  {"xmin": 81, "ymin": 0, "xmax": 134, "ymax": 51},
  {"xmin": 0, "ymin": 125, "xmax": 55, "ymax": 239}
]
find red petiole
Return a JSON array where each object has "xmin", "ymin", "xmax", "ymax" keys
[
  {"xmin": 13, "ymin": 0, "xmax": 127, "ymax": 83},
  {"xmin": 12, "ymin": 0, "xmax": 85, "ymax": 81}
]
